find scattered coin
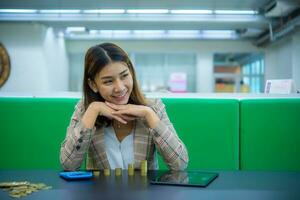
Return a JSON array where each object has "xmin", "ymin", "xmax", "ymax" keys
[
  {"xmin": 0, "ymin": 181, "xmax": 52, "ymax": 198},
  {"xmin": 0, "ymin": 181, "xmax": 29, "ymax": 188}
]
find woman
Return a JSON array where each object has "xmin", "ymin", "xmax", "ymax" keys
[{"xmin": 60, "ymin": 43, "xmax": 188, "ymax": 171}]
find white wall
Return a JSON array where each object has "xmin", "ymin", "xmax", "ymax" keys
[
  {"xmin": 0, "ymin": 23, "xmax": 69, "ymax": 92},
  {"xmin": 265, "ymin": 38, "xmax": 293, "ymax": 79},
  {"xmin": 265, "ymin": 31, "xmax": 300, "ymax": 92},
  {"xmin": 43, "ymin": 27, "xmax": 69, "ymax": 91},
  {"xmin": 67, "ymin": 40, "xmax": 261, "ymax": 92},
  {"xmin": 197, "ymin": 53, "xmax": 213, "ymax": 92}
]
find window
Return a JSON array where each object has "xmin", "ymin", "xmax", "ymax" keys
[
  {"xmin": 131, "ymin": 53, "xmax": 196, "ymax": 92},
  {"xmin": 242, "ymin": 56, "xmax": 264, "ymax": 93}
]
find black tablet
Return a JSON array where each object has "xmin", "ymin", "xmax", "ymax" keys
[{"xmin": 150, "ymin": 170, "xmax": 218, "ymax": 187}]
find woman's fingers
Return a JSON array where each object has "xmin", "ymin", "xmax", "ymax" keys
[
  {"xmin": 119, "ymin": 114, "xmax": 136, "ymax": 121},
  {"xmin": 105, "ymin": 102, "xmax": 115, "ymax": 109},
  {"xmin": 106, "ymin": 102, "xmax": 146, "ymax": 119},
  {"xmin": 112, "ymin": 109, "xmax": 136, "ymax": 117},
  {"xmin": 100, "ymin": 103, "xmax": 136, "ymax": 124},
  {"xmin": 105, "ymin": 102, "xmax": 127, "ymax": 110}
]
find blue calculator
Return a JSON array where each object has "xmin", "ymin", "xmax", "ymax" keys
[{"xmin": 59, "ymin": 171, "xmax": 93, "ymax": 180}]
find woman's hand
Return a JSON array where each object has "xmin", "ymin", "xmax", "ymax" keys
[
  {"xmin": 105, "ymin": 102, "xmax": 160, "ymax": 128},
  {"xmin": 82, "ymin": 101, "xmax": 127, "ymax": 129},
  {"xmin": 90, "ymin": 101, "xmax": 128, "ymax": 124}
]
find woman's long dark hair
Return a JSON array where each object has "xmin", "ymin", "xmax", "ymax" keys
[{"xmin": 83, "ymin": 43, "xmax": 147, "ymax": 127}]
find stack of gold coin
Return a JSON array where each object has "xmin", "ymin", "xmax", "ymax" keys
[
  {"xmin": 93, "ymin": 170, "xmax": 100, "ymax": 176},
  {"xmin": 140, "ymin": 160, "xmax": 147, "ymax": 176},
  {"xmin": 0, "ymin": 181, "xmax": 52, "ymax": 198},
  {"xmin": 128, "ymin": 163, "xmax": 134, "ymax": 176},
  {"xmin": 115, "ymin": 168, "xmax": 122, "ymax": 176},
  {"xmin": 104, "ymin": 168, "xmax": 110, "ymax": 176}
]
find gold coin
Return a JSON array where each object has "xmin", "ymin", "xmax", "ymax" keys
[
  {"xmin": 9, "ymin": 194, "xmax": 21, "ymax": 198},
  {"xmin": 128, "ymin": 163, "xmax": 134, "ymax": 176},
  {"xmin": 30, "ymin": 183, "xmax": 38, "ymax": 188},
  {"xmin": 141, "ymin": 160, "xmax": 147, "ymax": 165},
  {"xmin": 9, "ymin": 190, "xmax": 22, "ymax": 196},
  {"xmin": 27, "ymin": 188, "xmax": 34, "ymax": 193},
  {"xmin": 29, "ymin": 187, "xmax": 38, "ymax": 192},
  {"xmin": 93, "ymin": 171, "xmax": 100, "ymax": 176},
  {"xmin": 43, "ymin": 186, "xmax": 52, "ymax": 190},
  {"xmin": 115, "ymin": 168, "xmax": 122, "ymax": 176},
  {"xmin": 20, "ymin": 192, "xmax": 27, "ymax": 197},
  {"xmin": 1, "ymin": 181, "xmax": 52, "ymax": 198},
  {"xmin": 0, "ymin": 182, "xmax": 12, "ymax": 188},
  {"xmin": 128, "ymin": 163, "xmax": 134, "ymax": 169},
  {"xmin": 140, "ymin": 160, "xmax": 147, "ymax": 176},
  {"xmin": 0, "ymin": 181, "xmax": 29, "ymax": 188},
  {"xmin": 15, "ymin": 186, "xmax": 27, "ymax": 190},
  {"xmin": 104, "ymin": 168, "xmax": 110, "ymax": 176},
  {"xmin": 26, "ymin": 190, "xmax": 32, "ymax": 194},
  {"xmin": 36, "ymin": 183, "xmax": 46, "ymax": 189}
]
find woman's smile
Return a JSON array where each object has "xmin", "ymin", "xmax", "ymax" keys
[{"xmin": 111, "ymin": 90, "xmax": 129, "ymax": 104}]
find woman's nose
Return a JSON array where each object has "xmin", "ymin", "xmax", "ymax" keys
[{"xmin": 113, "ymin": 79, "xmax": 125, "ymax": 92}]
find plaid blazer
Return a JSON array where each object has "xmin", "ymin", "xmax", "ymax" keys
[{"xmin": 60, "ymin": 98, "xmax": 189, "ymax": 171}]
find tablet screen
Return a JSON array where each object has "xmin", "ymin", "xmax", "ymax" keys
[{"xmin": 150, "ymin": 171, "xmax": 218, "ymax": 187}]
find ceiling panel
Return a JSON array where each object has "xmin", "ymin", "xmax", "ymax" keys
[
  {"xmin": 0, "ymin": 0, "xmax": 299, "ymax": 44},
  {"xmin": 0, "ymin": 0, "xmax": 270, "ymax": 10}
]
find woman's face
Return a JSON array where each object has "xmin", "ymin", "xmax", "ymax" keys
[{"xmin": 93, "ymin": 62, "xmax": 133, "ymax": 105}]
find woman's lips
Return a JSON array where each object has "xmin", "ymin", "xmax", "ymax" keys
[{"xmin": 112, "ymin": 92, "xmax": 128, "ymax": 102}]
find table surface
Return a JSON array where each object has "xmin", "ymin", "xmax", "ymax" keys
[{"xmin": 1, "ymin": 170, "xmax": 300, "ymax": 200}]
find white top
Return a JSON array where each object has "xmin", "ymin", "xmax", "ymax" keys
[{"xmin": 103, "ymin": 126, "xmax": 134, "ymax": 169}]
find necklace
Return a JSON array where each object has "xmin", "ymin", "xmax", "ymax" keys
[
  {"xmin": 113, "ymin": 120, "xmax": 127, "ymax": 129},
  {"xmin": 113, "ymin": 120, "xmax": 136, "ymax": 130},
  {"xmin": 113, "ymin": 120, "xmax": 136, "ymax": 143},
  {"xmin": 115, "ymin": 121, "xmax": 121, "ymax": 128}
]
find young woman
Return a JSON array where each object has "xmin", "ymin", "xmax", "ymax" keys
[{"xmin": 60, "ymin": 43, "xmax": 188, "ymax": 171}]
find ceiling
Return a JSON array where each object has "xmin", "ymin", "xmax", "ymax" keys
[
  {"xmin": 0, "ymin": 0, "xmax": 273, "ymax": 10},
  {"xmin": 1, "ymin": 0, "xmax": 300, "ymax": 45}
]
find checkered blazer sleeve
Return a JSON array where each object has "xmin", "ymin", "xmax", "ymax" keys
[
  {"xmin": 149, "ymin": 99, "xmax": 189, "ymax": 170},
  {"xmin": 60, "ymin": 100, "xmax": 95, "ymax": 171}
]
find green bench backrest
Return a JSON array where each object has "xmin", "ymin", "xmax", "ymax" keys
[
  {"xmin": 0, "ymin": 97, "xmax": 239, "ymax": 170},
  {"xmin": 0, "ymin": 98, "xmax": 79, "ymax": 169},
  {"xmin": 240, "ymin": 99, "xmax": 300, "ymax": 171},
  {"xmin": 160, "ymin": 98, "xmax": 239, "ymax": 170}
]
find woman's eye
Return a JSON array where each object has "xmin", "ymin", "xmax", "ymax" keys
[
  {"xmin": 103, "ymin": 80, "xmax": 113, "ymax": 85},
  {"xmin": 121, "ymin": 74, "xmax": 128, "ymax": 79}
]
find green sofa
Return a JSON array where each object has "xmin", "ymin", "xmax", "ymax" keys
[
  {"xmin": 160, "ymin": 98, "xmax": 239, "ymax": 170},
  {"xmin": 0, "ymin": 98, "xmax": 78, "ymax": 170},
  {"xmin": 0, "ymin": 97, "xmax": 239, "ymax": 170},
  {"xmin": 0, "ymin": 97, "xmax": 299, "ymax": 171},
  {"xmin": 240, "ymin": 98, "xmax": 300, "ymax": 171}
]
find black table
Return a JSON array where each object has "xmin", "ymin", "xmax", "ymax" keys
[{"xmin": 1, "ymin": 170, "xmax": 300, "ymax": 200}]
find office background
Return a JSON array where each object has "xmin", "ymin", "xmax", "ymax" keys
[{"xmin": 0, "ymin": 0, "xmax": 299, "ymax": 94}]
